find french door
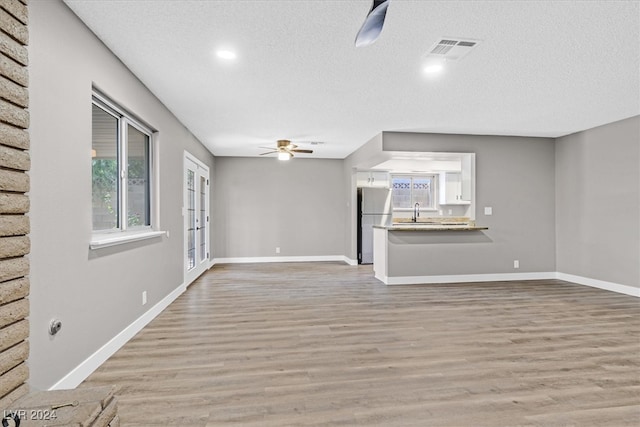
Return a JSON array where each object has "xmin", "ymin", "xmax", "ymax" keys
[{"xmin": 184, "ymin": 153, "xmax": 210, "ymax": 285}]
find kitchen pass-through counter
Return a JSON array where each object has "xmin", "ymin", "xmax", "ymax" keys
[
  {"xmin": 381, "ymin": 224, "xmax": 489, "ymax": 231},
  {"xmin": 372, "ymin": 222, "xmax": 490, "ymax": 285}
]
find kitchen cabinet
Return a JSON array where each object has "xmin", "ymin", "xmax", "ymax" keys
[
  {"xmin": 357, "ymin": 171, "xmax": 390, "ymax": 188},
  {"xmin": 439, "ymin": 172, "xmax": 471, "ymax": 204}
]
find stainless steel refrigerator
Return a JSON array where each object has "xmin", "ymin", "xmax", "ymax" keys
[{"xmin": 358, "ymin": 187, "xmax": 393, "ymax": 264}]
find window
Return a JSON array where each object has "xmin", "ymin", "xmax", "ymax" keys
[
  {"xmin": 92, "ymin": 94, "xmax": 153, "ymax": 233},
  {"xmin": 391, "ymin": 175, "xmax": 435, "ymax": 210}
]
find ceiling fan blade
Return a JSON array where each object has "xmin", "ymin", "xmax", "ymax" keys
[
  {"xmin": 355, "ymin": 0, "xmax": 390, "ymax": 48},
  {"xmin": 259, "ymin": 151, "xmax": 278, "ymax": 155},
  {"xmin": 290, "ymin": 149, "xmax": 313, "ymax": 154}
]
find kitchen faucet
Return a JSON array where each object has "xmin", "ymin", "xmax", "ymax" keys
[{"xmin": 412, "ymin": 202, "xmax": 420, "ymax": 222}]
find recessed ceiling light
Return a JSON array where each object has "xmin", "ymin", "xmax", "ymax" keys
[
  {"xmin": 423, "ymin": 63, "xmax": 444, "ymax": 74},
  {"xmin": 216, "ymin": 49, "xmax": 237, "ymax": 60},
  {"xmin": 423, "ymin": 59, "xmax": 445, "ymax": 75}
]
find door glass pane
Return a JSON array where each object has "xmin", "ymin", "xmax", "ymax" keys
[
  {"xmin": 199, "ymin": 175, "xmax": 207, "ymax": 262},
  {"xmin": 127, "ymin": 124, "xmax": 150, "ymax": 227},
  {"xmin": 92, "ymin": 104, "xmax": 119, "ymax": 230},
  {"xmin": 187, "ymin": 169, "xmax": 196, "ymax": 270}
]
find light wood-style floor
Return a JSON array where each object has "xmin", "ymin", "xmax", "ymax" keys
[{"xmin": 82, "ymin": 262, "xmax": 640, "ymax": 426}]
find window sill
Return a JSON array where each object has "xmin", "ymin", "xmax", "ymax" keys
[{"xmin": 90, "ymin": 230, "xmax": 166, "ymax": 250}]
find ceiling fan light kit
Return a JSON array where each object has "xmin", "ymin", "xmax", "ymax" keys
[{"xmin": 278, "ymin": 151, "xmax": 291, "ymax": 161}]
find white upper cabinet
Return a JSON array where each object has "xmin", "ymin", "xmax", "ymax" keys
[
  {"xmin": 357, "ymin": 171, "xmax": 390, "ymax": 188},
  {"xmin": 438, "ymin": 153, "xmax": 473, "ymax": 205},
  {"xmin": 439, "ymin": 171, "xmax": 471, "ymax": 204}
]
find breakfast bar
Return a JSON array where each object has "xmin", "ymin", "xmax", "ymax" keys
[{"xmin": 372, "ymin": 222, "xmax": 490, "ymax": 285}]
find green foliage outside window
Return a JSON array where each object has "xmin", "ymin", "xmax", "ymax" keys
[{"xmin": 92, "ymin": 158, "xmax": 147, "ymax": 228}]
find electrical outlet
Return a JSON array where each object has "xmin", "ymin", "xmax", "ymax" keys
[
  {"xmin": 49, "ymin": 319, "xmax": 62, "ymax": 336},
  {"xmin": 276, "ymin": 247, "xmax": 280, "ymax": 254},
  {"xmin": 447, "ymin": 209, "xmax": 453, "ymax": 215},
  {"xmin": 484, "ymin": 207, "xmax": 493, "ymax": 215},
  {"xmin": 142, "ymin": 291, "xmax": 147, "ymax": 305},
  {"xmin": 513, "ymin": 260, "xmax": 519, "ymax": 269}
]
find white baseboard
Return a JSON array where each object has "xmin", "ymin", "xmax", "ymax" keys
[
  {"xmin": 379, "ymin": 272, "xmax": 557, "ymax": 285},
  {"xmin": 377, "ymin": 271, "xmax": 639, "ymax": 297},
  {"xmin": 212, "ymin": 255, "xmax": 354, "ymax": 265},
  {"xmin": 556, "ymin": 272, "xmax": 640, "ymax": 297},
  {"xmin": 343, "ymin": 257, "xmax": 358, "ymax": 266},
  {"xmin": 49, "ymin": 282, "xmax": 187, "ymax": 390}
]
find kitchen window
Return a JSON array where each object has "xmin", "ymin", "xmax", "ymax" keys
[
  {"xmin": 391, "ymin": 175, "xmax": 436, "ymax": 210},
  {"xmin": 91, "ymin": 93, "xmax": 161, "ymax": 247}
]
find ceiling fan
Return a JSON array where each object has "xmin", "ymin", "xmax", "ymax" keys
[
  {"xmin": 355, "ymin": 0, "xmax": 391, "ymax": 47},
  {"xmin": 259, "ymin": 140, "xmax": 313, "ymax": 161}
]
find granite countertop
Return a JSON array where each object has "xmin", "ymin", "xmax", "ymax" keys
[
  {"xmin": 374, "ymin": 218, "xmax": 488, "ymax": 231},
  {"xmin": 378, "ymin": 224, "xmax": 489, "ymax": 231}
]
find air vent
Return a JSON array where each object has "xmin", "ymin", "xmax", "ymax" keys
[
  {"xmin": 427, "ymin": 38, "xmax": 480, "ymax": 61},
  {"xmin": 430, "ymin": 39, "xmax": 457, "ymax": 55}
]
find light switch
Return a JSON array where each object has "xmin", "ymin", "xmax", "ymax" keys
[{"xmin": 484, "ymin": 207, "xmax": 493, "ymax": 215}]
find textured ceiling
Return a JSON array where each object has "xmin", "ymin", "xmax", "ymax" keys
[{"xmin": 63, "ymin": 0, "xmax": 640, "ymax": 159}]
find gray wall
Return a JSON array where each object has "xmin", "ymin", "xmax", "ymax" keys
[
  {"xmin": 213, "ymin": 157, "xmax": 345, "ymax": 258},
  {"xmin": 346, "ymin": 132, "xmax": 557, "ymax": 275},
  {"xmin": 29, "ymin": 0, "xmax": 214, "ymax": 389},
  {"xmin": 556, "ymin": 116, "xmax": 640, "ymax": 288}
]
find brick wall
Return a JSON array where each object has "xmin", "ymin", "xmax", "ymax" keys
[{"xmin": 0, "ymin": 0, "xmax": 29, "ymax": 407}]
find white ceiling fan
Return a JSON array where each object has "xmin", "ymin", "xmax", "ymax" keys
[
  {"xmin": 355, "ymin": 0, "xmax": 391, "ymax": 47},
  {"xmin": 259, "ymin": 140, "xmax": 313, "ymax": 161}
]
